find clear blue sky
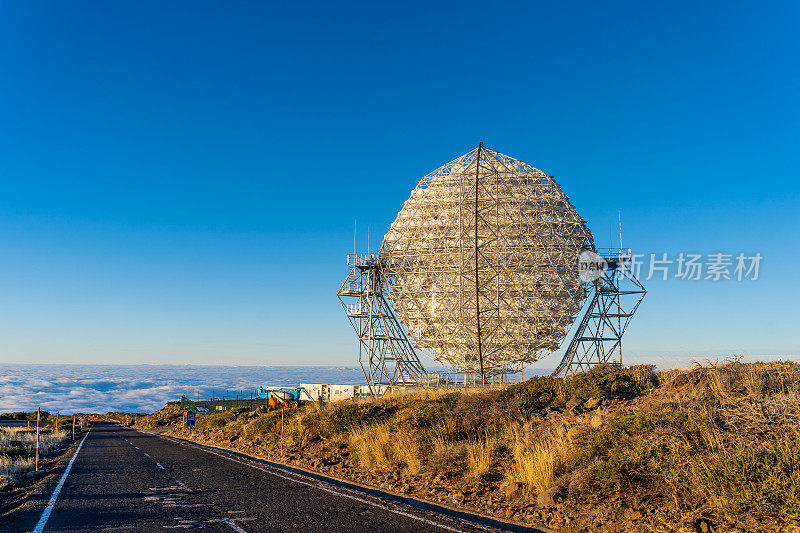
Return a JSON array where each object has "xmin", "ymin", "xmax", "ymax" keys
[{"xmin": 0, "ymin": 1, "xmax": 797, "ymax": 367}]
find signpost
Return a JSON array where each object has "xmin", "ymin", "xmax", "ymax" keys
[
  {"xmin": 35, "ymin": 407, "xmax": 40, "ymax": 471},
  {"xmin": 185, "ymin": 411, "xmax": 195, "ymax": 427}
]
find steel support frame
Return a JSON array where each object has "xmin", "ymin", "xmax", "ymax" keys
[
  {"xmin": 337, "ymin": 254, "xmax": 426, "ymax": 395},
  {"xmin": 552, "ymin": 252, "xmax": 646, "ymax": 376}
]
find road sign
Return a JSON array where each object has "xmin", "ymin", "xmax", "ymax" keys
[{"xmin": 185, "ymin": 411, "xmax": 195, "ymax": 427}]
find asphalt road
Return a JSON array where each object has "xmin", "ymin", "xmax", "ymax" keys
[{"xmin": 12, "ymin": 422, "xmax": 535, "ymax": 533}]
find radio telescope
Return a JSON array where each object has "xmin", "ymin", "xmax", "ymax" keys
[{"xmin": 339, "ymin": 143, "xmax": 644, "ymax": 392}]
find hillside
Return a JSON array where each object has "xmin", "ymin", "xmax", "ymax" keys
[{"xmin": 145, "ymin": 360, "xmax": 800, "ymax": 533}]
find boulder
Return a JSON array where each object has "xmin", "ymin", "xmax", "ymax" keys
[
  {"xmin": 584, "ymin": 397, "xmax": 601, "ymax": 410},
  {"xmin": 590, "ymin": 414, "xmax": 604, "ymax": 429},
  {"xmin": 565, "ymin": 398, "xmax": 583, "ymax": 411},
  {"xmin": 505, "ymin": 481, "xmax": 526, "ymax": 501},
  {"xmin": 536, "ymin": 485, "xmax": 562, "ymax": 507}
]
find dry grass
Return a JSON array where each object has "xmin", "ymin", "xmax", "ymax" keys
[
  {"xmin": 508, "ymin": 425, "xmax": 570, "ymax": 495},
  {"xmin": 348, "ymin": 421, "xmax": 425, "ymax": 474},
  {"xmin": 0, "ymin": 428, "xmax": 69, "ymax": 454},
  {"xmin": 0, "ymin": 456, "xmax": 34, "ymax": 479},
  {"xmin": 348, "ymin": 422, "xmax": 392, "ymax": 470},
  {"xmin": 466, "ymin": 433, "xmax": 495, "ymax": 480}
]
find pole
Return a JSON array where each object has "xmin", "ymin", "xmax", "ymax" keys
[
  {"xmin": 280, "ymin": 403, "xmax": 285, "ymax": 459},
  {"xmin": 72, "ymin": 414, "xmax": 76, "ymax": 440},
  {"xmin": 474, "ymin": 142, "xmax": 485, "ymax": 383},
  {"xmin": 35, "ymin": 407, "xmax": 40, "ymax": 471},
  {"xmin": 56, "ymin": 411, "xmax": 59, "ymax": 431}
]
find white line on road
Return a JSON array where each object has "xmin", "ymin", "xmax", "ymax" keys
[
  {"xmin": 33, "ymin": 428, "xmax": 92, "ymax": 533},
  {"xmin": 134, "ymin": 446, "xmax": 140, "ymax": 450},
  {"xmin": 143, "ymin": 452, "xmax": 150, "ymax": 458},
  {"xmin": 223, "ymin": 518, "xmax": 248, "ymax": 533},
  {"xmin": 156, "ymin": 462, "xmax": 165, "ymax": 470},
  {"xmin": 158, "ymin": 435, "xmax": 467, "ymax": 533}
]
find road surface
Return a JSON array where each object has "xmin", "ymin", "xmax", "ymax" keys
[{"xmin": 9, "ymin": 422, "xmax": 536, "ymax": 532}]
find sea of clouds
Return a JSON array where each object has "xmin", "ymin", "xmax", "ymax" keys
[{"xmin": 0, "ymin": 365, "xmax": 365, "ymax": 415}]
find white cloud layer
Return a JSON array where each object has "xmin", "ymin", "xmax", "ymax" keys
[{"xmin": 0, "ymin": 365, "xmax": 364, "ymax": 415}]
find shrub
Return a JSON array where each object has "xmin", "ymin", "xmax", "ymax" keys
[
  {"xmin": 196, "ymin": 411, "xmax": 235, "ymax": 429},
  {"xmin": 695, "ymin": 438, "xmax": 800, "ymax": 524},
  {"xmin": 500, "ymin": 376, "xmax": 564, "ymax": 411},
  {"xmin": 327, "ymin": 403, "xmax": 383, "ymax": 434},
  {"xmin": 564, "ymin": 364, "xmax": 642, "ymax": 401},
  {"xmin": 243, "ymin": 413, "xmax": 281, "ymax": 441}
]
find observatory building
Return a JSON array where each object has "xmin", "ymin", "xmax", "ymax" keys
[{"xmin": 339, "ymin": 144, "xmax": 644, "ymax": 393}]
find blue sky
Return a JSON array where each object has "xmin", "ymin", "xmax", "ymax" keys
[{"xmin": 0, "ymin": 1, "xmax": 798, "ymax": 368}]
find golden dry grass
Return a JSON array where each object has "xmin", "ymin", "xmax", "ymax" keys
[
  {"xmin": 466, "ymin": 434, "xmax": 495, "ymax": 480},
  {"xmin": 348, "ymin": 421, "xmax": 424, "ymax": 474},
  {"xmin": 348, "ymin": 422, "xmax": 392, "ymax": 470},
  {"xmin": 0, "ymin": 428, "xmax": 69, "ymax": 454},
  {"xmin": 0, "ymin": 456, "xmax": 34, "ymax": 479},
  {"xmin": 508, "ymin": 425, "xmax": 570, "ymax": 495}
]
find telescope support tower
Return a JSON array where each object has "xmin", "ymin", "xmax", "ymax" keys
[
  {"xmin": 552, "ymin": 249, "xmax": 646, "ymax": 376},
  {"xmin": 337, "ymin": 254, "xmax": 427, "ymax": 395}
]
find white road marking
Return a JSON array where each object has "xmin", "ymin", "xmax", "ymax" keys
[
  {"xmin": 33, "ymin": 428, "xmax": 92, "ymax": 533},
  {"xmin": 156, "ymin": 462, "xmax": 165, "ymax": 470},
  {"xmin": 144, "ymin": 482, "xmax": 206, "ymax": 509},
  {"xmin": 223, "ymin": 519, "xmax": 248, "ymax": 533},
  {"xmin": 143, "ymin": 452, "xmax": 150, "ymax": 458},
  {"xmin": 157, "ymin": 434, "xmax": 467, "ymax": 533},
  {"xmin": 134, "ymin": 447, "xmax": 140, "ymax": 450}
]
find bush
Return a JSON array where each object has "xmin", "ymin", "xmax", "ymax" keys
[
  {"xmin": 196, "ymin": 411, "xmax": 236, "ymax": 429},
  {"xmin": 243, "ymin": 413, "xmax": 281, "ymax": 441},
  {"xmin": 327, "ymin": 403, "xmax": 383, "ymax": 434},
  {"xmin": 695, "ymin": 438, "xmax": 800, "ymax": 524},
  {"xmin": 500, "ymin": 376, "xmax": 564, "ymax": 411},
  {"xmin": 564, "ymin": 364, "xmax": 642, "ymax": 401}
]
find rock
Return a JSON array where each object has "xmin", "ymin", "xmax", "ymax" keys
[
  {"xmin": 565, "ymin": 398, "xmax": 583, "ymax": 411},
  {"xmin": 556, "ymin": 424, "xmax": 568, "ymax": 438},
  {"xmin": 536, "ymin": 485, "xmax": 561, "ymax": 508},
  {"xmin": 584, "ymin": 397, "xmax": 601, "ymax": 410},
  {"xmin": 671, "ymin": 373, "xmax": 689, "ymax": 387},
  {"xmin": 505, "ymin": 481, "xmax": 526, "ymax": 501},
  {"xmin": 590, "ymin": 414, "xmax": 604, "ymax": 428}
]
